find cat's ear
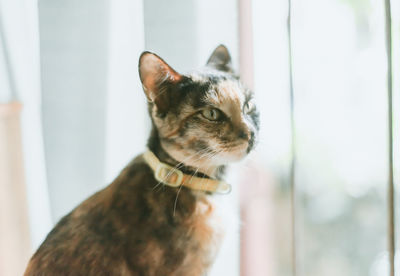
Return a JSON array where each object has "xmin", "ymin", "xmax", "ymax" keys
[
  {"xmin": 206, "ymin": 45, "xmax": 233, "ymax": 73},
  {"xmin": 139, "ymin": 51, "xmax": 182, "ymax": 112}
]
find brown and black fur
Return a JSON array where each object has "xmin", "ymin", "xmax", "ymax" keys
[{"xmin": 25, "ymin": 45, "xmax": 259, "ymax": 276}]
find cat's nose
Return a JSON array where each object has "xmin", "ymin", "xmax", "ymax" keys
[
  {"xmin": 250, "ymin": 130, "xmax": 255, "ymax": 140},
  {"xmin": 247, "ymin": 131, "xmax": 256, "ymax": 153},
  {"xmin": 237, "ymin": 129, "xmax": 249, "ymax": 140}
]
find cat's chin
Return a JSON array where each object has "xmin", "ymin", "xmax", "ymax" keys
[{"xmin": 213, "ymin": 148, "xmax": 249, "ymax": 165}]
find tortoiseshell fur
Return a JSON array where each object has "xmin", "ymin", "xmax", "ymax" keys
[{"xmin": 25, "ymin": 45, "xmax": 259, "ymax": 276}]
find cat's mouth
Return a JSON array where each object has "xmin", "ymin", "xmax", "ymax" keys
[
  {"xmin": 223, "ymin": 131, "xmax": 256, "ymax": 156},
  {"xmin": 218, "ymin": 141, "xmax": 253, "ymax": 163}
]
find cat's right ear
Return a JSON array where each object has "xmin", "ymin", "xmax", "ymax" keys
[
  {"xmin": 138, "ymin": 52, "xmax": 182, "ymax": 113},
  {"xmin": 206, "ymin": 45, "xmax": 233, "ymax": 73}
]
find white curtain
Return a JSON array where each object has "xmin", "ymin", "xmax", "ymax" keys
[
  {"xmin": 106, "ymin": 0, "xmax": 148, "ymax": 183},
  {"xmin": 38, "ymin": 0, "xmax": 148, "ymax": 223},
  {"xmin": 0, "ymin": 0, "xmax": 52, "ymax": 275},
  {"xmin": 39, "ymin": 0, "xmax": 112, "ymax": 223}
]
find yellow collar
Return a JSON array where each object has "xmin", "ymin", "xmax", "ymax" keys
[{"xmin": 142, "ymin": 150, "xmax": 231, "ymax": 194}]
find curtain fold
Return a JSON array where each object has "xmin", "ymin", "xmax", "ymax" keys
[
  {"xmin": 105, "ymin": 0, "xmax": 147, "ymax": 183},
  {"xmin": 39, "ymin": 0, "xmax": 111, "ymax": 222}
]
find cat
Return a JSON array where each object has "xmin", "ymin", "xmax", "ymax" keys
[{"xmin": 24, "ymin": 45, "xmax": 259, "ymax": 276}]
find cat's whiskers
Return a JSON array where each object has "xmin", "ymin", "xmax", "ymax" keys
[
  {"xmin": 173, "ymin": 167, "xmax": 199, "ymax": 217},
  {"xmin": 191, "ymin": 150, "xmax": 220, "ymax": 182},
  {"xmin": 172, "ymin": 149, "xmax": 221, "ymax": 216},
  {"xmin": 198, "ymin": 150, "xmax": 222, "ymax": 192}
]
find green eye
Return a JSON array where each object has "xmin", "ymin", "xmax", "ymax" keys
[
  {"xmin": 243, "ymin": 101, "xmax": 254, "ymax": 114},
  {"xmin": 201, "ymin": 108, "xmax": 222, "ymax": 121}
]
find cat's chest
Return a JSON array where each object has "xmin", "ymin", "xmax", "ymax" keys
[
  {"xmin": 192, "ymin": 194, "xmax": 226, "ymax": 246},
  {"xmin": 177, "ymin": 193, "xmax": 236, "ymax": 276}
]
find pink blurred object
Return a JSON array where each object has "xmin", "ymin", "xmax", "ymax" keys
[
  {"xmin": 0, "ymin": 102, "xmax": 31, "ymax": 276},
  {"xmin": 240, "ymin": 155, "xmax": 276, "ymax": 276}
]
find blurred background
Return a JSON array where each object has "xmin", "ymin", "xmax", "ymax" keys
[{"xmin": 0, "ymin": 0, "xmax": 399, "ymax": 275}]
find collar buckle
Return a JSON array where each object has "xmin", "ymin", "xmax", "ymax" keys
[
  {"xmin": 154, "ymin": 163, "xmax": 183, "ymax": 187},
  {"xmin": 216, "ymin": 182, "xmax": 232, "ymax": 194}
]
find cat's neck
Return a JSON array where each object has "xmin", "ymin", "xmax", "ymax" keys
[{"xmin": 147, "ymin": 127, "xmax": 226, "ymax": 180}]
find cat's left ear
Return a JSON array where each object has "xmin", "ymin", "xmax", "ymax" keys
[
  {"xmin": 206, "ymin": 44, "xmax": 233, "ymax": 73},
  {"xmin": 139, "ymin": 52, "xmax": 182, "ymax": 112}
]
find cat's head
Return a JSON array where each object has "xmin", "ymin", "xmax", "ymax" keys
[{"xmin": 139, "ymin": 45, "xmax": 259, "ymax": 170}]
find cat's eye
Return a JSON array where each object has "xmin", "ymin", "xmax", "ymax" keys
[
  {"xmin": 243, "ymin": 101, "xmax": 254, "ymax": 114},
  {"xmin": 201, "ymin": 108, "xmax": 222, "ymax": 121}
]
